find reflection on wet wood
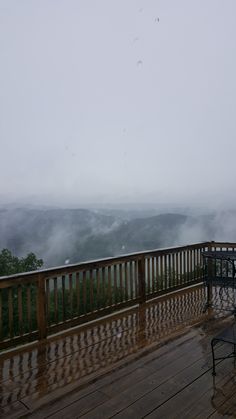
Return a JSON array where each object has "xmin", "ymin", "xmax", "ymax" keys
[
  {"xmin": 0, "ymin": 284, "xmax": 208, "ymax": 413},
  {"xmin": 0, "ymin": 242, "xmax": 211, "ymax": 349}
]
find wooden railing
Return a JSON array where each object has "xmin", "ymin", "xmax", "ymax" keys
[
  {"xmin": 0, "ymin": 284, "xmax": 207, "ymax": 407},
  {"xmin": 0, "ymin": 241, "xmax": 232, "ymax": 350}
]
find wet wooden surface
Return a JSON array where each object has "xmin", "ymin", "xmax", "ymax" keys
[{"xmin": 1, "ymin": 284, "xmax": 236, "ymax": 418}]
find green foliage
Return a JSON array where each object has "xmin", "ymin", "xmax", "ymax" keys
[
  {"xmin": 1, "ymin": 285, "xmax": 37, "ymax": 338},
  {"xmin": 0, "ymin": 249, "xmax": 43, "ymax": 340},
  {"xmin": 46, "ymin": 275, "xmax": 125, "ymax": 325},
  {"xmin": 0, "ymin": 248, "xmax": 43, "ymax": 277}
]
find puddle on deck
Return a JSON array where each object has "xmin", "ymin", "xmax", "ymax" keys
[{"xmin": 0, "ymin": 284, "xmax": 225, "ymax": 410}]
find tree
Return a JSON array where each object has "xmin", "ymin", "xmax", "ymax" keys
[{"xmin": 0, "ymin": 248, "xmax": 43, "ymax": 277}]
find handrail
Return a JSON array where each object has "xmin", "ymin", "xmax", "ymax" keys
[
  {"xmin": 0, "ymin": 241, "xmax": 231, "ymax": 350},
  {"xmin": 0, "ymin": 241, "xmax": 210, "ymax": 282}
]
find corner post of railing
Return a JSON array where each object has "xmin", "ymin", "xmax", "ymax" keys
[
  {"xmin": 138, "ymin": 256, "xmax": 146, "ymax": 304},
  {"xmin": 206, "ymin": 241, "xmax": 214, "ymax": 308},
  {"xmin": 37, "ymin": 273, "xmax": 47, "ymax": 340}
]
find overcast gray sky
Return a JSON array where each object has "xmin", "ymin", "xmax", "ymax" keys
[{"xmin": 0, "ymin": 0, "xmax": 236, "ymax": 208}]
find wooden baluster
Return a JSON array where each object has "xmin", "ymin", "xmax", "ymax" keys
[
  {"xmin": 102, "ymin": 267, "xmax": 106, "ymax": 306},
  {"xmin": 18, "ymin": 285, "xmax": 23, "ymax": 335},
  {"xmin": 8, "ymin": 287, "xmax": 13, "ymax": 338},
  {"xmin": 0, "ymin": 290, "xmax": 2, "ymax": 339},
  {"xmin": 125, "ymin": 263, "xmax": 128, "ymax": 301},
  {"xmin": 155, "ymin": 256, "xmax": 159, "ymax": 292},
  {"xmin": 96, "ymin": 268, "xmax": 100, "ymax": 310},
  {"xmin": 192, "ymin": 249, "xmax": 196, "ymax": 280},
  {"xmin": 188, "ymin": 249, "xmax": 191, "ymax": 281},
  {"xmin": 197, "ymin": 248, "xmax": 200, "ymax": 278},
  {"xmin": 183, "ymin": 251, "xmax": 186, "ymax": 284},
  {"xmin": 46, "ymin": 279, "xmax": 50, "ymax": 325},
  {"xmin": 198, "ymin": 247, "xmax": 201, "ymax": 277},
  {"xmin": 54, "ymin": 277, "xmax": 58, "ymax": 323},
  {"xmin": 160, "ymin": 255, "xmax": 164, "ymax": 291},
  {"xmin": 27, "ymin": 284, "xmax": 32, "ymax": 332},
  {"xmin": 172, "ymin": 253, "xmax": 177, "ymax": 287},
  {"xmin": 184, "ymin": 250, "xmax": 187, "ymax": 283},
  {"xmin": 128, "ymin": 262, "xmax": 131, "ymax": 301},
  {"xmin": 152, "ymin": 257, "xmax": 155, "ymax": 293},
  {"xmin": 188, "ymin": 250, "xmax": 192, "ymax": 281},
  {"xmin": 179, "ymin": 252, "xmax": 183, "ymax": 285},
  {"xmin": 176, "ymin": 253, "xmax": 179, "ymax": 286},
  {"xmin": 114, "ymin": 265, "xmax": 117, "ymax": 304},
  {"xmin": 134, "ymin": 260, "xmax": 139, "ymax": 298},
  {"xmin": 138, "ymin": 256, "xmax": 146, "ymax": 303},
  {"xmin": 90, "ymin": 269, "xmax": 94, "ymax": 312},
  {"xmin": 62, "ymin": 275, "xmax": 66, "ymax": 320},
  {"xmin": 76, "ymin": 272, "xmax": 80, "ymax": 315},
  {"xmin": 168, "ymin": 254, "xmax": 171, "ymax": 288},
  {"xmin": 186, "ymin": 250, "xmax": 190, "ymax": 283},
  {"xmin": 147, "ymin": 258, "xmax": 151, "ymax": 294},
  {"xmin": 37, "ymin": 274, "xmax": 47, "ymax": 340},
  {"xmin": 196, "ymin": 248, "xmax": 199, "ymax": 277},
  {"xmin": 107, "ymin": 266, "xmax": 111, "ymax": 306},
  {"xmin": 119, "ymin": 264, "xmax": 123, "ymax": 302},
  {"xmin": 196, "ymin": 248, "xmax": 198, "ymax": 273},
  {"xmin": 83, "ymin": 271, "xmax": 87, "ymax": 314},
  {"xmin": 69, "ymin": 273, "xmax": 73, "ymax": 318},
  {"xmin": 164, "ymin": 255, "xmax": 168, "ymax": 290},
  {"xmin": 170, "ymin": 253, "xmax": 174, "ymax": 287},
  {"xmin": 130, "ymin": 262, "xmax": 134, "ymax": 300},
  {"xmin": 191, "ymin": 249, "xmax": 194, "ymax": 280}
]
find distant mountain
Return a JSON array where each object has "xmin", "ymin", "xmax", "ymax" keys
[
  {"xmin": 0, "ymin": 208, "xmax": 119, "ymax": 266},
  {"xmin": 71, "ymin": 213, "xmax": 189, "ymax": 262},
  {"xmin": 1, "ymin": 207, "xmax": 236, "ymax": 268}
]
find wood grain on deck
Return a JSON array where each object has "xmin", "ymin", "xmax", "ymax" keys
[{"xmin": 1, "ymin": 284, "xmax": 235, "ymax": 418}]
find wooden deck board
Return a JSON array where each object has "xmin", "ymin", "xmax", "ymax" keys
[
  {"xmin": 88, "ymin": 352, "xmax": 210, "ymax": 418},
  {"xmin": 145, "ymin": 359, "xmax": 234, "ymax": 418},
  {"xmin": 1, "ymin": 284, "xmax": 236, "ymax": 418},
  {"xmin": 30, "ymin": 329, "xmax": 231, "ymax": 419},
  {"xmin": 24, "ymin": 332, "xmax": 196, "ymax": 418},
  {"xmin": 0, "ymin": 400, "xmax": 29, "ymax": 419},
  {"xmin": 47, "ymin": 390, "xmax": 109, "ymax": 419}
]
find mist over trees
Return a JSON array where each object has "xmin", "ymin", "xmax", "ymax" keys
[
  {"xmin": 0, "ymin": 248, "xmax": 43, "ymax": 276},
  {"xmin": 0, "ymin": 206, "xmax": 236, "ymax": 270}
]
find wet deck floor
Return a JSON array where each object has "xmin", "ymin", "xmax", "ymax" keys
[{"xmin": 1, "ymin": 284, "xmax": 236, "ymax": 418}]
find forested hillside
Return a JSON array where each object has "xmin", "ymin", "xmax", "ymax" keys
[
  {"xmin": 0, "ymin": 207, "xmax": 235, "ymax": 268},
  {"xmin": 0, "ymin": 208, "xmax": 118, "ymax": 266}
]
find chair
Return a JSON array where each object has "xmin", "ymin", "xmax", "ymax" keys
[{"xmin": 211, "ymin": 323, "xmax": 236, "ymax": 375}]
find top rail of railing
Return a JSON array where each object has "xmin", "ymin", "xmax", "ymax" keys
[
  {"xmin": 0, "ymin": 241, "xmax": 213, "ymax": 283},
  {"xmin": 0, "ymin": 240, "xmax": 235, "ymax": 350}
]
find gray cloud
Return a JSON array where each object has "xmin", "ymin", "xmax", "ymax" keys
[{"xmin": 0, "ymin": 1, "xmax": 236, "ymax": 208}]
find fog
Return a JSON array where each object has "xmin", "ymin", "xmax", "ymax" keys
[
  {"xmin": 0, "ymin": 0, "xmax": 236, "ymax": 209},
  {"xmin": 1, "ymin": 206, "xmax": 236, "ymax": 267}
]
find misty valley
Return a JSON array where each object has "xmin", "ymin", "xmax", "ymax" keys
[{"xmin": 0, "ymin": 206, "xmax": 235, "ymax": 269}]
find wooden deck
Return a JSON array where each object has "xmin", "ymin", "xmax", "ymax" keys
[{"xmin": 1, "ymin": 284, "xmax": 236, "ymax": 418}]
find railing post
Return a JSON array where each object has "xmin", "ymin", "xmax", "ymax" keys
[
  {"xmin": 206, "ymin": 242, "xmax": 213, "ymax": 308},
  {"xmin": 37, "ymin": 273, "xmax": 47, "ymax": 340},
  {"xmin": 138, "ymin": 256, "xmax": 146, "ymax": 303}
]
